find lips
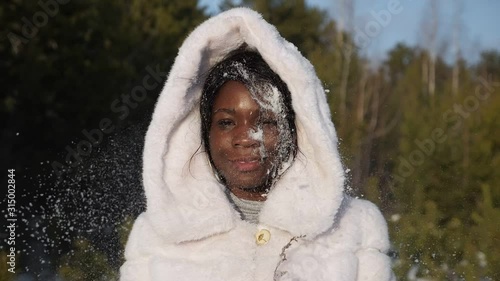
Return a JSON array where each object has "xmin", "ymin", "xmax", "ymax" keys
[{"xmin": 230, "ymin": 157, "xmax": 262, "ymax": 172}]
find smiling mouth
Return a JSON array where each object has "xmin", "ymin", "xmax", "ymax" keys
[{"xmin": 231, "ymin": 158, "xmax": 262, "ymax": 172}]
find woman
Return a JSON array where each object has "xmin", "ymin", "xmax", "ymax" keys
[{"xmin": 121, "ymin": 8, "xmax": 395, "ymax": 281}]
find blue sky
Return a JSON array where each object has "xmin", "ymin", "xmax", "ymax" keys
[{"xmin": 198, "ymin": 0, "xmax": 499, "ymax": 64}]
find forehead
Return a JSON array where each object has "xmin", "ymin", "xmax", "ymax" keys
[{"xmin": 213, "ymin": 81, "xmax": 260, "ymax": 112}]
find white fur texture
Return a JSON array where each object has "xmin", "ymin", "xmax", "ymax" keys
[{"xmin": 121, "ymin": 8, "xmax": 395, "ymax": 281}]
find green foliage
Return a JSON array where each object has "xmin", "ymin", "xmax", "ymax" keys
[
  {"xmin": 54, "ymin": 216, "xmax": 135, "ymax": 280},
  {"xmin": 58, "ymin": 238, "xmax": 118, "ymax": 281},
  {"xmin": 1, "ymin": 0, "xmax": 207, "ymax": 166},
  {"xmin": 388, "ymin": 48, "xmax": 500, "ymax": 279},
  {"xmin": 1, "ymin": 0, "xmax": 205, "ymax": 279},
  {"xmin": 0, "ymin": 251, "xmax": 16, "ymax": 281},
  {"xmin": 221, "ymin": 0, "xmax": 334, "ymax": 57},
  {"xmin": 118, "ymin": 216, "xmax": 135, "ymax": 248}
]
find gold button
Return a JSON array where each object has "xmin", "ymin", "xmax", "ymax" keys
[{"xmin": 255, "ymin": 229, "xmax": 271, "ymax": 245}]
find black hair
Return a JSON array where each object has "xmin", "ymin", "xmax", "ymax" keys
[{"xmin": 200, "ymin": 46, "xmax": 298, "ymax": 187}]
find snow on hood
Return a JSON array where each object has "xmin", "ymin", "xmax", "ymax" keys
[{"xmin": 141, "ymin": 8, "xmax": 345, "ymax": 243}]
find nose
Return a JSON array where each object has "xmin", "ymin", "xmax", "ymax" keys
[{"xmin": 232, "ymin": 124, "xmax": 259, "ymax": 148}]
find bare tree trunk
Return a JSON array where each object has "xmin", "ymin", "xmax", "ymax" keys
[
  {"xmin": 421, "ymin": 0, "xmax": 439, "ymax": 99},
  {"xmin": 356, "ymin": 67, "xmax": 368, "ymax": 123},
  {"xmin": 429, "ymin": 0, "xmax": 438, "ymax": 99},
  {"xmin": 422, "ymin": 54, "xmax": 429, "ymax": 95},
  {"xmin": 368, "ymin": 77, "xmax": 380, "ymax": 135},
  {"xmin": 429, "ymin": 53, "xmax": 436, "ymax": 98},
  {"xmin": 351, "ymin": 72, "xmax": 369, "ymax": 194},
  {"xmin": 452, "ymin": 56, "xmax": 460, "ymax": 96},
  {"xmin": 353, "ymin": 74, "xmax": 380, "ymax": 195},
  {"xmin": 335, "ymin": 0, "xmax": 345, "ymax": 115},
  {"xmin": 339, "ymin": 55, "xmax": 351, "ymax": 124},
  {"xmin": 337, "ymin": 0, "xmax": 354, "ymax": 127},
  {"xmin": 452, "ymin": 0, "xmax": 463, "ymax": 97}
]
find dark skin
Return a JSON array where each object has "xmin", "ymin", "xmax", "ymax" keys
[{"xmin": 209, "ymin": 81, "xmax": 279, "ymax": 201}]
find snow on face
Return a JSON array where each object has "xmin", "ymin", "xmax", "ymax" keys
[
  {"xmin": 211, "ymin": 56, "xmax": 295, "ymax": 188},
  {"xmin": 210, "ymin": 81, "xmax": 279, "ymax": 192},
  {"xmin": 249, "ymin": 126, "xmax": 266, "ymax": 159},
  {"xmin": 244, "ymin": 81, "xmax": 294, "ymax": 180}
]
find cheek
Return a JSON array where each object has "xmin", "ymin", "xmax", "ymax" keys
[
  {"xmin": 208, "ymin": 129, "xmax": 218, "ymax": 157},
  {"xmin": 209, "ymin": 130, "xmax": 229, "ymax": 156},
  {"xmin": 263, "ymin": 129, "xmax": 279, "ymax": 155}
]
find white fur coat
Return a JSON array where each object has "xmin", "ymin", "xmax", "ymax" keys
[{"xmin": 120, "ymin": 8, "xmax": 395, "ymax": 281}]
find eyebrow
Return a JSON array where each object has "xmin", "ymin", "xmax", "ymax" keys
[{"xmin": 213, "ymin": 108, "xmax": 235, "ymax": 114}]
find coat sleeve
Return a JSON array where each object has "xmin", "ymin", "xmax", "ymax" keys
[
  {"xmin": 352, "ymin": 199, "xmax": 396, "ymax": 281},
  {"xmin": 119, "ymin": 213, "xmax": 155, "ymax": 281}
]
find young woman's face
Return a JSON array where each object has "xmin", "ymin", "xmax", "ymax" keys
[{"xmin": 209, "ymin": 81, "xmax": 279, "ymax": 198}]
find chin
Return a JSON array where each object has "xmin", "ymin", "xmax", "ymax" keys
[{"xmin": 235, "ymin": 183, "xmax": 269, "ymax": 193}]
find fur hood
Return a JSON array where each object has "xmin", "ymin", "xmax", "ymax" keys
[
  {"xmin": 122, "ymin": 8, "xmax": 394, "ymax": 281},
  {"xmin": 141, "ymin": 7, "xmax": 345, "ymax": 243}
]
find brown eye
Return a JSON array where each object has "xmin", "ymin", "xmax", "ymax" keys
[{"xmin": 217, "ymin": 119, "xmax": 235, "ymax": 129}]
